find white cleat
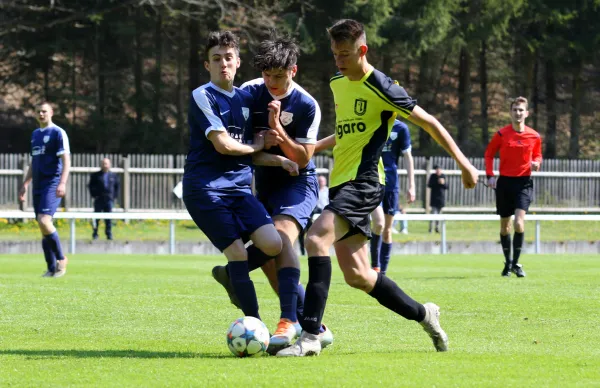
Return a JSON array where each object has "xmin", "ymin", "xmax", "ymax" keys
[
  {"xmin": 53, "ymin": 257, "xmax": 68, "ymax": 278},
  {"xmin": 319, "ymin": 324, "xmax": 334, "ymax": 349},
  {"xmin": 276, "ymin": 331, "xmax": 321, "ymax": 357},
  {"xmin": 419, "ymin": 302, "xmax": 449, "ymax": 352},
  {"xmin": 267, "ymin": 319, "xmax": 298, "ymax": 355}
]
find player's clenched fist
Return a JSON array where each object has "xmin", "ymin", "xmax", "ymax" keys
[{"xmin": 460, "ymin": 164, "xmax": 479, "ymax": 189}]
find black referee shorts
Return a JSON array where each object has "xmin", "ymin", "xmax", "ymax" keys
[
  {"xmin": 495, "ymin": 176, "xmax": 534, "ymax": 218},
  {"xmin": 325, "ymin": 180, "xmax": 385, "ymax": 240}
]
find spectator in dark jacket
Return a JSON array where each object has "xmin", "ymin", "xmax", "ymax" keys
[
  {"xmin": 428, "ymin": 165, "xmax": 448, "ymax": 233},
  {"xmin": 88, "ymin": 158, "xmax": 119, "ymax": 240}
]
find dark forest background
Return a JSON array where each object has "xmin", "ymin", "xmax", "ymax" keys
[{"xmin": 1, "ymin": 0, "xmax": 599, "ymax": 159}]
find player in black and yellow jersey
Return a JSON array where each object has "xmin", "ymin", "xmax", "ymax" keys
[{"xmin": 277, "ymin": 19, "xmax": 479, "ymax": 357}]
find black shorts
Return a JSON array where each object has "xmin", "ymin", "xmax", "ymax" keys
[
  {"xmin": 495, "ymin": 176, "xmax": 533, "ymax": 218},
  {"xmin": 325, "ymin": 180, "xmax": 385, "ymax": 240}
]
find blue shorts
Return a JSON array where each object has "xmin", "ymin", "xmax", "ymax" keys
[
  {"xmin": 381, "ymin": 191, "xmax": 398, "ymax": 216},
  {"xmin": 183, "ymin": 190, "xmax": 273, "ymax": 252},
  {"xmin": 33, "ymin": 190, "xmax": 61, "ymax": 217},
  {"xmin": 256, "ymin": 175, "xmax": 318, "ymax": 230}
]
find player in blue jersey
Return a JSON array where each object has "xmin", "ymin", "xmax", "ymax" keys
[
  {"xmin": 370, "ymin": 120, "xmax": 415, "ymax": 275},
  {"xmin": 182, "ymin": 31, "xmax": 298, "ymax": 321},
  {"xmin": 19, "ymin": 102, "xmax": 70, "ymax": 278},
  {"xmin": 211, "ymin": 35, "xmax": 332, "ymax": 353}
]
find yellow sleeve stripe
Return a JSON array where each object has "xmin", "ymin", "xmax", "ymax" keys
[{"xmin": 364, "ymin": 81, "xmax": 413, "ymax": 117}]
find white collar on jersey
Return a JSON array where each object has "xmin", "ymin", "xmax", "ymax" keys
[
  {"xmin": 208, "ymin": 82, "xmax": 236, "ymax": 98},
  {"xmin": 38, "ymin": 124, "xmax": 54, "ymax": 132},
  {"xmin": 269, "ymin": 82, "xmax": 297, "ymax": 101}
]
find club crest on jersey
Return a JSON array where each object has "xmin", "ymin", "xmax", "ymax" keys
[
  {"xmin": 43, "ymin": 136, "xmax": 50, "ymax": 143},
  {"xmin": 242, "ymin": 107, "xmax": 250, "ymax": 121},
  {"xmin": 280, "ymin": 111, "xmax": 293, "ymax": 126},
  {"xmin": 389, "ymin": 132, "xmax": 398, "ymax": 141},
  {"xmin": 354, "ymin": 99, "xmax": 367, "ymax": 116}
]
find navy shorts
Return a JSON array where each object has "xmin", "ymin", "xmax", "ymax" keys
[
  {"xmin": 256, "ymin": 174, "xmax": 319, "ymax": 230},
  {"xmin": 496, "ymin": 176, "xmax": 534, "ymax": 218},
  {"xmin": 183, "ymin": 190, "xmax": 273, "ymax": 252},
  {"xmin": 381, "ymin": 190, "xmax": 398, "ymax": 216},
  {"xmin": 33, "ymin": 189, "xmax": 61, "ymax": 217},
  {"xmin": 326, "ymin": 180, "xmax": 385, "ymax": 239}
]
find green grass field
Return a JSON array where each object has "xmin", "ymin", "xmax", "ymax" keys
[
  {"xmin": 0, "ymin": 253, "xmax": 598, "ymax": 387},
  {"xmin": 1, "ymin": 218, "xmax": 598, "ymax": 242}
]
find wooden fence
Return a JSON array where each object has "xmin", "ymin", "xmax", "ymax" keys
[{"xmin": 0, "ymin": 153, "xmax": 597, "ymax": 211}]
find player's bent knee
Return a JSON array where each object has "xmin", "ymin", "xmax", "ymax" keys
[{"xmin": 343, "ymin": 270, "xmax": 370, "ymax": 291}]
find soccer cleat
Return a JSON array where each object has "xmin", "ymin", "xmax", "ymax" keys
[
  {"xmin": 276, "ymin": 331, "xmax": 321, "ymax": 357},
  {"xmin": 501, "ymin": 261, "xmax": 512, "ymax": 277},
  {"xmin": 211, "ymin": 265, "xmax": 241, "ymax": 309},
  {"xmin": 53, "ymin": 256, "xmax": 68, "ymax": 278},
  {"xmin": 266, "ymin": 318, "xmax": 299, "ymax": 355},
  {"xmin": 419, "ymin": 302, "xmax": 449, "ymax": 352},
  {"xmin": 318, "ymin": 324, "xmax": 334, "ymax": 349},
  {"xmin": 401, "ymin": 229, "xmax": 409, "ymax": 235},
  {"xmin": 511, "ymin": 264, "xmax": 526, "ymax": 278},
  {"xmin": 42, "ymin": 271, "xmax": 54, "ymax": 277}
]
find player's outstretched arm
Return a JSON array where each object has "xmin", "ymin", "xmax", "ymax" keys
[
  {"xmin": 252, "ymin": 153, "xmax": 299, "ymax": 176},
  {"xmin": 208, "ymin": 130, "xmax": 263, "ymax": 156},
  {"xmin": 406, "ymin": 106, "xmax": 478, "ymax": 188},
  {"xmin": 18, "ymin": 165, "xmax": 33, "ymax": 202},
  {"xmin": 315, "ymin": 134, "xmax": 336, "ymax": 153}
]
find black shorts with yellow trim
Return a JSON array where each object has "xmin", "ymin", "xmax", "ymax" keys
[{"xmin": 325, "ymin": 180, "xmax": 385, "ymax": 240}]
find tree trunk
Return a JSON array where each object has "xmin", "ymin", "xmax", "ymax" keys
[
  {"xmin": 544, "ymin": 58, "xmax": 557, "ymax": 158},
  {"xmin": 188, "ymin": 17, "xmax": 200, "ymax": 93},
  {"xmin": 532, "ymin": 53, "xmax": 539, "ymax": 131},
  {"xmin": 416, "ymin": 52, "xmax": 432, "ymax": 152},
  {"xmin": 457, "ymin": 46, "xmax": 470, "ymax": 148},
  {"xmin": 152, "ymin": 12, "xmax": 163, "ymax": 132},
  {"xmin": 95, "ymin": 22, "xmax": 105, "ymax": 120},
  {"xmin": 176, "ymin": 20, "xmax": 186, "ymax": 153},
  {"xmin": 71, "ymin": 47, "xmax": 77, "ymax": 127},
  {"xmin": 134, "ymin": 7, "xmax": 143, "ymax": 129},
  {"xmin": 480, "ymin": 40, "xmax": 489, "ymax": 147},
  {"xmin": 569, "ymin": 56, "xmax": 583, "ymax": 159}
]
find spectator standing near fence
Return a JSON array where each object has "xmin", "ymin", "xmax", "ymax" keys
[
  {"xmin": 88, "ymin": 158, "xmax": 119, "ymax": 240},
  {"xmin": 485, "ymin": 97, "xmax": 542, "ymax": 278},
  {"xmin": 18, "ymin": 102, "xmax": 70, "ymax": 278},
  {"xmin": 427, "ymin": 165, "xmax": 448, "ymax": 233}
]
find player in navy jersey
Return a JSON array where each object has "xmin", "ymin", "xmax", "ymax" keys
[
  {"xmin": 19, "ymin": 102, "xmax": 70, "ymax": 278},
  {"xmin": 211, "ymin": 35, "xmax": 333, "ymax": 353},
  {"xmin": 183, "ymin": 31, "xmax": 299, "ymax": 321},
  {"xmin": 370, "ymin": 120, "xmax": 415, "ymax": 275}
]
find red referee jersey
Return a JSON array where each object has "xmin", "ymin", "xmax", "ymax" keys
[{"xmin": 484, "ymin": 124, "xmax": 542, "ymax": 177}]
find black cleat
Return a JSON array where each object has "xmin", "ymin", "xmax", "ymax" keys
[
  {"xmin": 511, "ymin": 264, "xmax": 526, "ymax": 278},
  {"xmin": 501, "ymin": 261, "xmax": 512, "ymax": 277},
  {"xmin": 211, "ymin": 265, "xmax": 241, "ymax": 309}
]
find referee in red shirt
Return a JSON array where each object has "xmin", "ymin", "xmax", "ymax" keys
[{"xmin": 484, "ymin": 97, "xmax": 542, "ymax": 277}]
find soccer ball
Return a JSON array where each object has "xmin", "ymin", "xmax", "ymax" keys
[{"xmin": 226, "ymin": 316, "xmax": 270, "ymax": 357}]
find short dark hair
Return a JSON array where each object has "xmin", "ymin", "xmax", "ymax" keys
[
  {"xmin": 327, "ymin": 19, "xmax": 366, "ymax": 43},
  {"xmin": 205, "ymin": 31, "xmax": 240, "ymax": 58},
  {"xmin": 252, "ymin": 34, "xmax": 299, "ymax": 71},
  {"xmin": 510, "ymin": 96, "xmax": 529, "ymax": 110},
  {"xmin": 433, "ymin": 165, "xmax": 441, "ymax": 169}
]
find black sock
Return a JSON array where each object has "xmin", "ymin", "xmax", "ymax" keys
[
  {"xmin": 228, "ymin": 261, "xmax": 260, "ymax": 319},
  {"xmin": 300, "ymin": 256, "xmax": 331, "ymax": 335},
  {"xmin": 368, "ymin": 273, "xmax": 426, "ymax": 322},
  {"xmin": 513, "ymin": 232, "xmax": 524, "ymax": 266},
  {"xmin": 500, "ymin": 234, "xmax": 511, "ymax": 263},
  {"xmin": 370, "ymin": 234, "xmax": 381, "ymax": 268}
]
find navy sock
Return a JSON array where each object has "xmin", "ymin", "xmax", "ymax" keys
[
  {"xmin": 370, "ymin": 233, "xmax": 382, "ymax": 268},
  {"xmin": 500, "ymin": 234, "xmax": 511, "ymax": 263},
  {"xmin": 225, "ymin": 245, "xmax": 276, "ymax": 274},
  {"xmin": 228, "ymin": 261, "xmax": 260, "ymax": 319},
  {"xmin": 42, "ymin": 236, "xmax": 57, "ymax": 272},
  {"xmin": 380, "ymin": 242, "xmax": 392, "ymax": 275},
  {"xmin": 368, "ymin": 272, "xmax": 425, "ymax": 321},
  {"xmin": 296, "ymin": 282, "xmax": 306, "ymax": 320},
  {"xmin": 48, "ymin": 232, "xmax": 65, "ymax": 261},
  {"xmin": 278, "ymin": 267, "xmax": 300, "ymax": 322},
  {"xmin": 301, "ymin": 256, "xmax": 331, "ymax": 335},
  {"xmin": 513, "ymin": 232, "xmax": 524, "ymax": 266}
]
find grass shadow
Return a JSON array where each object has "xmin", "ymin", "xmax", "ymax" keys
[{"xmin": 0, "ymin": 349, "xmax": 228, "ymax": 359}]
